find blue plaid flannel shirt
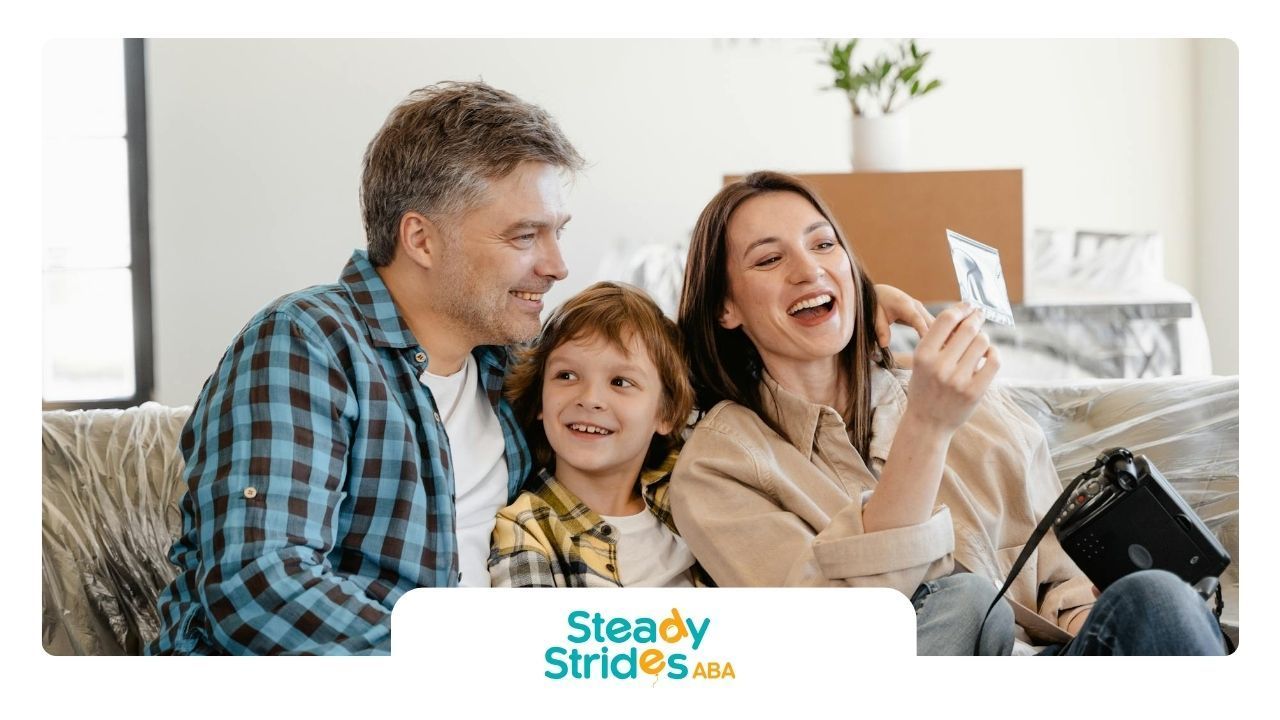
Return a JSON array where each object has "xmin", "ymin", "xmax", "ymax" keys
[{"xmin": 146, "ymin": 250, "xmax": 532, "ymax": 655}]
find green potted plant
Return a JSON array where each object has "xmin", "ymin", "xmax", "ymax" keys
[{"xmin": 822, "ymin": 39, "xmax": 942, "ymax": 170}]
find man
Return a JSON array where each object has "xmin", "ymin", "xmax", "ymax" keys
[
  {"xmin": 148, "ymin": 82, "xmax": 583, "ymax": 655},
  {"xmin": 148, "ymin": 81, "xmax": 928, "ymax": 655}
]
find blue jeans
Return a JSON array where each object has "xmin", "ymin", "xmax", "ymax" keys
[
  {"xmin": 912, "ymin": 573, "xmax": 1013, "ymax": 656},
  {"xmin": 1040, "ymin": 569, "xmax": 1227, "ymax": 656}
]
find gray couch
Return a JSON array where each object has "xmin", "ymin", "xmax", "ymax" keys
[{"xmin": 41, "ymin": 376, "xmax": 1239, "ymax": 655}]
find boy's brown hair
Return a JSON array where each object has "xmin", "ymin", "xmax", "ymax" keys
[{"xmin": 506, "ymin": 281, "xmax": 695, "ymax": 474}]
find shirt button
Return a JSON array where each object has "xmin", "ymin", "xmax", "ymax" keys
[
  {"xmin": 600, "ymin": 524, "xmax": 612, "ymax": 536},
  {"xmin": 243, "ymin": 487, "xmax": 258, "ymax": 499},
  {"xmin": 414, "ymin": 351, "xmax": 426, "ymax": 363},
  {"xmin": 605, "ymin": 564, "xmax": 616, "ymax": 573},
  {"xmin": 434, "ymin": 412, "xmax": 442, "ymax": 424}
]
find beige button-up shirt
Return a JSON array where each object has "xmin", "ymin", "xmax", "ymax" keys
[{"xmin": 670, "ymin": 366, "xmax": 1095, "ymax": 642}]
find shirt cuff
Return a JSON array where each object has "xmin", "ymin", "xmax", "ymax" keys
[
  {"xmin": 1042, "ymin": 575, "xmax": 1098, "ymax": 631},
  {"xmin": 812, "ymin": 502, "xmax": 955, "ymax": 580}
]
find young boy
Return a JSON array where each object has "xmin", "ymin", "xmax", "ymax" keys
[{"xmin": 488, "ymin": 282, "xmax": 711, "ymax": 587}]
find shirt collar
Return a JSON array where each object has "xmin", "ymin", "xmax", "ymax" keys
[
  {"xmin": 338, "ymin": 249, "xmax": 511, "ymax": 378},
  {"xmin": 531, "ymin": 450, "xmax": 678, "ymax": 540},
  {"xmin": 639, "ymin": 449, "xmax": 678, "ymax": 493},
  {"xmin": 339, "ymin": 250, "xmax": 420, "ymax": 349},
  {"xmin": 757, "ymin": 371, "xmax": 832, "ymax": 456},
  {"xmin": 757, "ymin": 366, "xmax": 906, "ymax": 462},
  {"xmin": 531, "ymin": 468, "xmax": 604, "ymax": 539}
]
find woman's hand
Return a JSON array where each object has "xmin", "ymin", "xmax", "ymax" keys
[
  {"xmin": 873, "ymin": 284, "xmax": 933, "ymax": 348},
  {"xmin": 903, "ymin": 303, "xmax": 1001, "ymax": 436},
  {"xmin": 863, "ymin": 303, "xmax": 1000, "ymax": 533}
]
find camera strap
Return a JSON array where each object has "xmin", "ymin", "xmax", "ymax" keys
[
  {"xmin": 972, "ymin": 460, "xmax": 1103, "ymax": 655},
  {"xmin": 1213, "ymin": 584, "xmax": 1236, "ymax": 653},
  {"xmin": 973, "ymin": 455, "xmax": 1234, "ymax": 655}
]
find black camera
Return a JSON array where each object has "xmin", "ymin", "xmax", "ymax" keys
[
  {"xmin": 978, "ymin": 447, "xmax": 1232, "ymax": 653},
  {"xmin": 1052, "ymin": 448, "xmax": 1230, "ymax": 592}
]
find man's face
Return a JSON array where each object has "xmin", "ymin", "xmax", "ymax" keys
[{"xmin": 433, "ymin": 161, "xmax": 571, "ymax": 347}]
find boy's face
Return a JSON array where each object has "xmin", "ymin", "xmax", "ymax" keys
[{"xmin": 540, "ymin": 332, "xmax": 673, "ymax": 484}]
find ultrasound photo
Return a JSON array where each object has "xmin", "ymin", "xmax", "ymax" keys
[{"xmin": 947, "ymin": 229, "xmax": 1014, "ymax": 326}]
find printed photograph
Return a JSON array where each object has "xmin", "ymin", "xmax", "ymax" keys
[{"xmin": 947, "ymin": 229, "xmax": 1014, "ymax": 326}]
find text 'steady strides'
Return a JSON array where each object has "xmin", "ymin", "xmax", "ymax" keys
[{"xmin": 544, "ymin": 608, "xmax": 735, "ymax": 682}]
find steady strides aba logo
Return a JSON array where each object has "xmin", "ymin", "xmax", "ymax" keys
[{"xmin": 544, "ymin": 608, "xmax": 736, "ymax": 681}]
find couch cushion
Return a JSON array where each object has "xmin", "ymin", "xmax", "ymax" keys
[
  {"xmin": 41, "ymin": 377, "xmax": 1239, "ymax": 653},
  {"xmin": 42, "ymin": 402, "xmax": 191, "ymax": 655}
]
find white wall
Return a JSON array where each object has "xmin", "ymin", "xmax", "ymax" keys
[
  {"xmin": 145, "ymin": 39, "xmax": 1236, "ymax": 405},
  {"xmin": 1194, "ymin": 39, "xmax": 1240, "ymax": 374}
]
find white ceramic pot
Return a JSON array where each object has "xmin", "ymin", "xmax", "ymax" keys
[{"xmin": 851, "ymin": 113, "xmax": 909, "ymax": 171}]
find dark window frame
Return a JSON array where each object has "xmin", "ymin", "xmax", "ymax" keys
[{"xmin": 43, "ymin": 39, "xmax": 154, "ymax": 411}]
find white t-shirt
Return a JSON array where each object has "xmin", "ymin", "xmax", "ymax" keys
[
  {"xmin": 598, "ymin": 508, "xmax": 696, "ymax": 588},
  {"xmin": 420, "ymin": 354, "xmax": 509, "ymax": 588}
]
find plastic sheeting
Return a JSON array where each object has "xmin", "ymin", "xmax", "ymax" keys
[
  {"xmin": 1015, "ymin": 226, "xmax": 1215, "ymax": 378},
  {"xmin": 891, "ymin": 300, "xmax": 1211, "ymax": 382},
  {"xmin": 1004, "ymin": 375, "xmax": 1239, "ymax": 631},
  {"xmin": 41, "ymin": 378, "xmax": 1239, "ymax": 654},
  {"xmin": 991, "ymin": 302, "xmax": 1207, "ymax": 380},
  {"xmin": 42, "ymin": 402, "xmax": 189, "ymax": 655}
]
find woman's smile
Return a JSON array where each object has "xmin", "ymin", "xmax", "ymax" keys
[
  {"xmin": 718, "ymin": 190, "xmax": 858, "ymax": 374},
  {"xmin": 785, "ymin": 291, "xmax": 838, "ymax": 326}
]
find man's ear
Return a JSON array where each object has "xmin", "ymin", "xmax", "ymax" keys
[
  {"xmin": 719, "ymin": 298, "xmax": 743, "ymax": 331},
  {"xmin": 397, "ymin": 211, "xmax": 448, "ymax": 271}
]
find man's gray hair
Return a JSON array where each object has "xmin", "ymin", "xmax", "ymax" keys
[{"xmin": 360, "ymin": 81, "xmax": 585, "ymax": 266}]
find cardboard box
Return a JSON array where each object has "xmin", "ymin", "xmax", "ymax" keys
[{"xmin": 726, "ymin": 170, "xmax": 1024, "ymax": 304}]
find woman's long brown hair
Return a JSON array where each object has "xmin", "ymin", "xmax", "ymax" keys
[{"xmin": 678, "ymin": 171, "xmax": 893, "ymax": 458}]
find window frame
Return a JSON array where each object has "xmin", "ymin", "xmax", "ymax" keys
[{"xmin": 43, "ymin": 38, "xmax": 154, "ymax": 411}]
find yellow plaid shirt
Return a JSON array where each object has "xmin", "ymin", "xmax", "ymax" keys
[{"xmin": 488, "ymin": 452, "xmax": 713, "ymax": 588}]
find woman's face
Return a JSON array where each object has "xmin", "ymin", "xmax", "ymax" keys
[{"xmin": 719, "ymin": 191, "xmax": 858, "ymax": 375}]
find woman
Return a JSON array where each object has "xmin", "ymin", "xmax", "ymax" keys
[{"xmin": 670, "ymin": 171, "xmax": 1225, "ymax": 655}]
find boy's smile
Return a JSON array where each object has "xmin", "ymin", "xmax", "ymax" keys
[{"xmin": 540, "ymin": 333, "xmax": 673, "ymax": 493}]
